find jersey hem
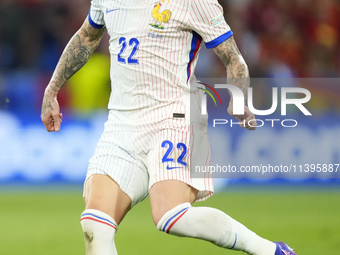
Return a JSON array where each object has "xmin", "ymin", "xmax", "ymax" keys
[{"xmin": 205, "ymin": 30, "xmax": 233, "ymax": 49}]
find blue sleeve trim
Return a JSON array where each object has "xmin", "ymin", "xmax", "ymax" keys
[
  {"xmin": 88, "ymin": 9, "xmax": 104, "ymax": 29},
  {"xmin": 205, "ymin": 30, "xmax": 233, "ymax": 49}
]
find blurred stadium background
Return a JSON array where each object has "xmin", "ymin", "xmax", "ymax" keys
[{"xmin": 0, "ymin": 0, "xmax": 339, "ymax": 254}]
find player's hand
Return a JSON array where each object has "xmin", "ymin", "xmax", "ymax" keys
[
  {"xmin": 41, "ymin": 89, "xmax": 63, "ymax": 132},
  {"xmin": 227, "ymin": 104, "xmax": 257, "ymax": 130}
]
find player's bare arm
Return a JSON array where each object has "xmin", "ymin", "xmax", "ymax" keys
[
  {"xmin": 213, "ymin": 36, "xmax": 256, "ymax": 130},
  {"xmin": 41, "ymin": 17, "xmax": 106, "ymax": 132}
]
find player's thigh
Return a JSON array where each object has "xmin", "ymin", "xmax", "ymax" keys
[
  {"xmin": 149, "ymin": 180, "xmax": 198, "ymax": 225},
  {"xmin": 84, "ymin": 174, "xmax": 132, "ymax": 225},
  {"xmin": 147, "ymin": 126, "xmax": 212, "ymax": 225},
  {"xmin": 84, "ymin": 130, "xmax": 149, "ymax": 224}
]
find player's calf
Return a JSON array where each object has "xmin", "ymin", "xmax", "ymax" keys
[{"xmin": 80, "ymin": 209, "xmax": 118, "ymax": 255}]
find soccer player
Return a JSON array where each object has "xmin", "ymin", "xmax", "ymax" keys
[{"xmin": 41, "ymin": 0, "xmax": 297, "ymax": 254}]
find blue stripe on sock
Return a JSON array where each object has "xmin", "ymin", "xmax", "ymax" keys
[
  {"xmin": 81, "ymin": 213, "xmax": 116, "ymax": 227},
  {"xmin": 162, "ymin": 207, "xmax": 189, "ymax": 232},
  {"xmin": 230, "ymin": 234, "xmax": 237, "ymax": 249}
]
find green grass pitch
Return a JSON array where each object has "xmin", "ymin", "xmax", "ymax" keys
[{"xmin": 0, "ymin": 185, "xmax": 339, "ymax": 254}]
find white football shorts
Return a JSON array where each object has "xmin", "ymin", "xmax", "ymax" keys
[{"xmin": 85, "ymin": 116, "xmax": 213, "ymax": 207}]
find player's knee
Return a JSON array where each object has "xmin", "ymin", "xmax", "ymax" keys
[
  {"xmin": 156, "ymin": 202, "xmax": 191, "ymax": 233},
  {"xmin": 152, "ymin": 208, "xmax": 168, "ymax": 226}
]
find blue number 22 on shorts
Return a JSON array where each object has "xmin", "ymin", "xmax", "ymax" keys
[{"xmin": 161, "ymin": 140, "xmax": 188, "ymax": 170}]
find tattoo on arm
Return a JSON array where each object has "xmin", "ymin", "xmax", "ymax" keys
[
  {"xmin": 41, "ymin": 97, "xmax": 51, "ymax": 120},
  {"xmin": 55, "ymin": 35, "xmax": 91, "ymax": 84},
  {"xmin": 48, "ymin": 101, "xmax": 54, "ymax": 111},
  {"xmin": 213, "ymin": 36, "xmax": 249, "ymax": 103},
  {"xmin": 49, "ymin": 18, "xmax": 106, "ymax": 93}
]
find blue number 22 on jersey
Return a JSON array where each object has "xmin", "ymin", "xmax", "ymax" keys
[
  {"xmin": 161, "ymin": 140, "xmax": 188, "ymax": 170},
  {"xmin": 118, "ymin": 37, "xmax": 139, "ymax": 64}
]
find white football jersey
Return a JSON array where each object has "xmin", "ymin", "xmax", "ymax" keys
[{"xmin": 89, "ymin": 0, "xmax": 233, "ymax": 131}]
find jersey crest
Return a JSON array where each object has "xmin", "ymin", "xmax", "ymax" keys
[{"xmin": 150, "ymin": 2, "xmax": 172, "ymax": 30}]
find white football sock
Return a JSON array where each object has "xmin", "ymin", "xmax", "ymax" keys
[
  {"xmin": 80, "ymin": 209, "xmax": 118, "ymax": 255},
  {"xmin": 157, "ymin": 203, "xmax": 276, "ymax": 255}
]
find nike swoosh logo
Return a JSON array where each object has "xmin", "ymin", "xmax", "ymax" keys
[
  {"xmin": 106, "ymin": 8, "xmax": 119, "ymax": 14},
  {"xmin": 166, "ymin": 165, "xmax": 183, "ymax": 170}
]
